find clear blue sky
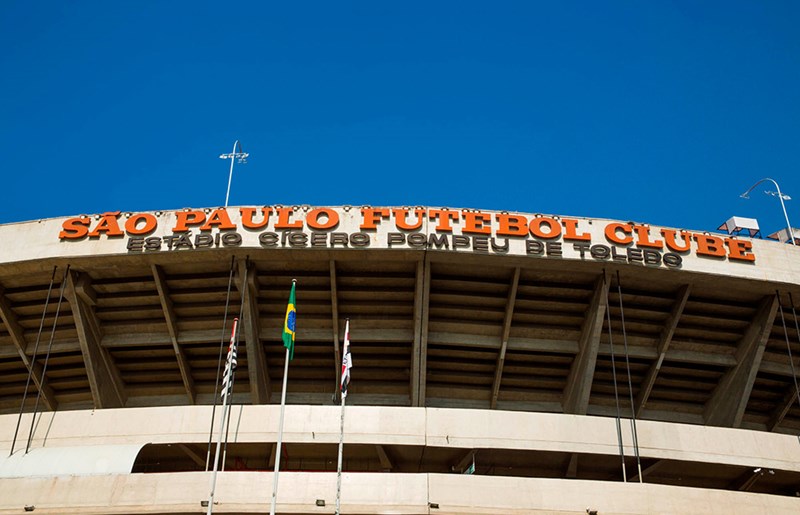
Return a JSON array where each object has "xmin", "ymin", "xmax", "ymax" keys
[{"xmin": 2, "ymin": 1, "xmax": 799, "ymax": 236}]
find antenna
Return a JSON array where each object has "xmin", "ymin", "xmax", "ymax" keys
[{"xmin": 219, "ymin": 140, "xmax": 249, "ymax": 208}]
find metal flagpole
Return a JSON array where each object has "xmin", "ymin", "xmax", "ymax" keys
[
  {"xmin": 269, "ymin": 346, "xmax": 291, "ymax": 515},
  {"xmin": 207, "ymin": 318, "xmax": 239, "ymax": 515},
  {"xmin": 335, "ymin": 394, "xmax": 346, "ymax": 515},
  {"xmin": 220, "ymin": 140, "xmax": 249, "ymax": 208},
  {"xmin": 335, "ymin": 318, "xmax": 351, "ymax": 515},
  {"xmin": 271, "ymin": 279, "xmax": 297, "ymax": 515},
  {"xmin": 205, "ymin": 258, "xmax": 237, "ymax": 471}
]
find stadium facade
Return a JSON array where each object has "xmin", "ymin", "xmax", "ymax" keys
[{"xmin": 0, "ymin": 205, "xmax": 799, "ymax": 514}]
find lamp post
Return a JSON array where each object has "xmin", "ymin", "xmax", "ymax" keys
[
  {"xmin": 219, "ymin": 141, "xmax": 249, "ymax": 208},
  {"xmin": 740, "ymin": 178, "xmax": 796, "ymax": 245}
]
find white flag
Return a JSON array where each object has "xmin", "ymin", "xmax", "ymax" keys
[{"xmin": 340, "ymin": 320, "xmax": 352, "ymax": 398}]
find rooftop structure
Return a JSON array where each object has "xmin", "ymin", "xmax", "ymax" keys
[{"xmin": 1, "ymin": 205, "xmax": 799, "ymax": 514}]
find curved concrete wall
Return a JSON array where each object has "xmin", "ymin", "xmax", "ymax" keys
[
  {"xmin": 1, "ymin": 471, "xmax": 799, "ymax": 514},
  {"xmin": 3, "ymin": 405, "xmax": 800, "ymax": 473},
  {"xmin": 3, "ymin": 406, "xmax": 800, "ymax": 513}
]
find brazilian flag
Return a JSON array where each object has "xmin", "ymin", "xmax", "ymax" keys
[{"xmin": 282, "ymin": 282, "xmax": 297, "ymax": 360}]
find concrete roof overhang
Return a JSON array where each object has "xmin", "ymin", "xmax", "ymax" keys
[{"xmin": 0, "ymin": 206, "xmax": 799, "ymax": 435}]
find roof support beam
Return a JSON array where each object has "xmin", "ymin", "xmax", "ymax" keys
[
  {"xmin": 65, "ymin": 270, "xmax": 126, "ymax": 408},
  {"xmin": 330, "ymin": 260, "xmax": 342, "ymax": 395},
  {"xmin": 490, "ymin": 267, "xmax": 521, "ymax": 409},
  {"xmin": 768, "ymin": 300, "xmax": 800, "ymax": 431},
  {"xmin": 730, "ymin": 467, "xmax": 773, "ymax": 492},
  {"xmin": 563, "ymin": 273, "xmax": 610, "ymax": 414},
  {"xmin": 151, "ymin": 265, "xmax": 195, "ymax": 404},
  {"xmin": 176, "ymin": 443, "xmax": 206, "ymax": 468},
  {"xmin": 411, "ymin": 257, "xmax": 430, "ymax": 407},
  {"xmin": 767, "ymin": 383, "xmax": 799, "ymax": 431},
  {"xmin": 237, "ymin": 259, "xmax": 270, "ymax": 404},
  {"xmin": 73, "ymin": 273, "xmax": 97, "ymax": 306},
  {"xmin": 565, "ymin": 453, "xmax": 579, "ymax": 478},
  {"xmin": 0, "ymin": 287, "xmax": 58, "ymax": 410},
  {"xmin": 758, "ymin": 360, "xmax": 800, "ymax": 378},
  {"xmin": 375, "ymin": 445, "xmax": 394, "ymax": 471},
  {"xmin": 629, "ymin": 459, "xmax": 665, "ymax": 483},
  {"xmin": 705, "ymin": 294, "xmax": 779, "ymax": 427},
  {"xmin": 635, "ymin": 284, "xmax": 691, "ymax": 417}
]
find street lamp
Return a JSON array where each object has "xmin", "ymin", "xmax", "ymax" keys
[
  {"xmin": 219, "ymin": 140, "xmax": 249, "ymax": 208},
  {"xmin": 740, "ymin": 178, "xmax": 796, "ymax": 245}
]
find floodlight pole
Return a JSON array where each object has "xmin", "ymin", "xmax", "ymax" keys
[
  {"xmin": 220, "ymin": 140, "xmax": 249, "ymax": 208},
  {"xmin": 740, "ymin": 177, "xmax": 796, "ymax": 245}
]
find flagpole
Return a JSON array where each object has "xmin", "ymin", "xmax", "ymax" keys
[
  {"xmin": 269, "ymin": 346, "xmax": 291, "ymax": 515},
  {"xmin": 207, "ymin": 318, "xmax": 238, "ymax": 515},
  {"xmin": 271, "ymin": 279, "xmax": 297, "ymax": 515},
  {"xmin": 334, "ymin": 393, "xmax": 346, "ymax": 515},
  {"xmin": 335, "ymin": 318, "xmax": 351, "ymax": 515}
]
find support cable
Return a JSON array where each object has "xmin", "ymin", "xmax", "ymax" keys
[
  {"xmin": 9, "ymin": 266, "xmax": 57, "ymax": 456},
  {"xmin": 790, "ymin": 293, "xmax": 800, "ymax": 396},
  {"xmin": 616, "ymin": 271, "xmax": 643, "ymax": 483},
  {"xmin": 222, "ymin": 259, "xmax": 249, "ymax": 471},
  {"xmin": 789, "ymin": 293, "xmax": 800, "ymax": 445},
  {"xmin": 26, "ymin": 265, "xmax": 69, "ymax": 454},
  {"xmin": 206, "ymin": 256, "xmax": 237, "ymax": 471},
  {"xmin": 604, "ymin": 274, "xmax": 627, "ymax": 482},
  {"xmin": 778, "ymin": 292, "xmax": 800, "ymax": 420}
]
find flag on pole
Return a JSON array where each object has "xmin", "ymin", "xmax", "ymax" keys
[
  {"xmin": 282, "ymin": 281, "xmax": 297, "ymax": 360},
  {"xmin": 221, "ymin": 318, "xmax": 239, "ymax": 399},
  {"xmin": 340, "ymin": 319, "xmax": 352, "ymax": 398}
]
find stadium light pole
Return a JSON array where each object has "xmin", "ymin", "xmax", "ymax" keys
[
  {"xmin": 220, "ymin": 141, "xmax": 249, "ymax": 208},
  {"xmin": 740, "ymin": 178, "xmax": 796, "ymax": 245}
]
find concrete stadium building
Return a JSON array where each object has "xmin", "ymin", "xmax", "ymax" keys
[{"xmin": 1, "ymin": 205, "xmax": 800, "ymax": 514}]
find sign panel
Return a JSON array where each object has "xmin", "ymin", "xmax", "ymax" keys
[{"xmin": 56, "ymin": 206, "xmax": 758, "ymax": 269}]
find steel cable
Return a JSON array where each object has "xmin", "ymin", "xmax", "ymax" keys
[
  {"xmin": 777, "ymin": 292, "xmax": 800, "ymax": 424},
  {"xmin": 616, "ymin": 271, "xmax": 643, "ymax": 483},
  {"xmin": 9, "ymin": 266, "xmax": 57, "ymax": 456},
  {"xmin": 26, "ymin": 265, "xmax": 69, "ymax": 454},
  {"xmin": 604, "ymin": 273, "xmax": 627, "ymax": 482}
]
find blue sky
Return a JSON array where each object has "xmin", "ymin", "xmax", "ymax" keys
[{"xmin": 1, "ymin": 1, "xmax": 799, "ymax": 236}]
